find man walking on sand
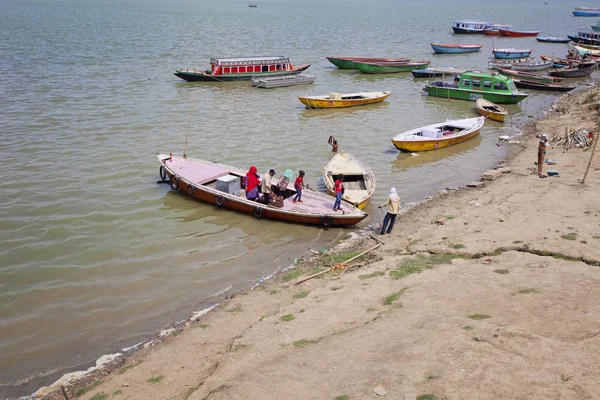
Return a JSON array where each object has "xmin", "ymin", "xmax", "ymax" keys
[
  {"xmin": 378, "ymin": 187, "xmax": 400, "ymax": 234},
  {"xmin": 536, "ymin": 133, "xmax": 549, "ymax": 178}
]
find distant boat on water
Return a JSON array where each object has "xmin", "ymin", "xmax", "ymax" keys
[
  {"xmin": 248, "ymin": 3, "xmax": 258, "ymax": 7},
  {"xmin": 452, "ymin": 20, "xmax": 491, "ymax": 34},
  {"xmin": 430, "ymin": 43, "xmax": 483, "ymax": 54},
  {"xmin": 536, "ymin": 36, "xmax": 571, "ymax": 43},
  {"xmin": 492, "ymin": 48, "xmax": 532, "ymax": 59},
  {"xmin": 499, "ymin": 29, "xmax": 540, "ymax": 37},
  {"xmin": 482, "ymin": 24, "xmax": 512, "ymax": 35},
  {"xmin": 573, "ymin": 7, "xmax": 600, "ymax": 17}
]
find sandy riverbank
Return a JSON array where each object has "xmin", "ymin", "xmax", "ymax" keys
[{"xmin": 35, "ymin": 85, "xmax": 600, "ymax": 400}]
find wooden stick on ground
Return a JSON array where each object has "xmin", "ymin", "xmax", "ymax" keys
[
  {"xmin": 581, "ymin": 129, "xmax": 599, "ymax": 184},
  {"xmin": 294, "ymin": 243, "xmax": 382, "ymax": 285},
  {"xmin": 369, "ymin": 232, "xmax": 385, "ymax": 245}
]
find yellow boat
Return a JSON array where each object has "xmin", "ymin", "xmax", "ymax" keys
[
  {"xmin": 475, "ymin": 98, "xmax": 508, "ymax": 122},
  {"xmin": 323, "ymin": 152, "xmax": 376, "ymax": 209},
  {"xmin": 298, "ymin": 91, "xmax": 391, "ymax": 109},
  {"xmin": 392, "ymin": 117, "xmax": 485, "ymax": 152}
]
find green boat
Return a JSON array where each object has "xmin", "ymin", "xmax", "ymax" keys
[
  {"xmin": 423, "ymin": 71, "xmax": 528, "ymax": 104},
  {"xmin": 354, "ymin": 60, "xmax": 431, "ymax": 74},
  {"xmin": 592, "ymin": 24, "xmax": 600, "ymax": 31},
  {"xmin": 326, "ymin": 56, "xmax": 410, "ymax": 69}
]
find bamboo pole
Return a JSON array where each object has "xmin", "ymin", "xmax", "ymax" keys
[
  {"xmin": 294, "ymin": 243, "xmax": 381, "ymax": 285},
  {"xmin": 581, "ymin": 131, "xmax": 599, "ymax": 184}
]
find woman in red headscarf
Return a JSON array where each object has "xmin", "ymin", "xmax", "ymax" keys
[{"xmin": 244, "ymin": 166, "xmax": 261, "ymax": 200}]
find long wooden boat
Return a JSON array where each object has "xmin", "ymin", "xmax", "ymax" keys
[
  {"xmin": 411, "ymin": 67, "xmax": 468, "ymax": 78},
  {"xmin": 156, "ymin": 154, "xmax": 367, "ymax": 227},
  {"xmin": 431, "ymin": 43, "xmax": 483, "ymax": 54},
  {"xmin": 452, "ymin": 20, "xmax": 491, "ymax": 34},
  {"xmin": 568, "ymin": 30, "xmax": 600, "ymax": 45},
  {"xmin": 483, "ymin": 24, "xmax": 512, "ymax": 35},
  {"xmin": 323, "ymin": 152, "xmax": 375, "ymax": 210},
  {"xmin": 573, "ymin": 44, "xmax": 600, "ymax": 56},
  {"xmin": 251, "ymin": 73, "xmax": 315, "ymax": 88},
  {"xmin": 511, "ymin": 60, "xmax": 553, "ymax": 71},
  {"xmin": 423, "ymin": 71, "xmax": 528, "ymax": 104},
  {"xmin": 354, "ymin": 60, "xmax": 431, "ymax": 74},
  {"xmin": 512, "ymin": 79, "xmax": 577, "ymax": 92},
  {"xmin": 391, "ymin": 117, "xmax": 485, "ymax": 152},
  {"xmin": 496, "ymin": 68, "xmax": 563, "ymax": 83},
  {"xmin": 499, "ymin": 29, "xmax": 540, "ymax": 37},
  {"xmin": 475, "ymin": 98, "xmax": 508, "ymax": 122},
  {"xmin": 492, "ymin": 48, "xmax": 532, "ymax": 59},
  {"xmin": 174, "ymin": 56, "xmax": 310, "ymax": 82},
  {"xmin": 573, "ymin": 7, "xmax": 600, "ymax": 17},
  {"xmin": 488, "ymin": 56, "xmax": 535, "ymax": 69},
  {"xmin": 536, "ymin": 36, "xmax": 571, "ymax": 43},
  {"xmin": 325, "ymin": 56, "xmax": 409, "ymax": 69},
  {"xmin": 298, "ymin": 91, "xmax": 391, "ymax": 109},
  {"xmin": 547, "ymin": 62, "xmax": 597, "ymax": 77}
]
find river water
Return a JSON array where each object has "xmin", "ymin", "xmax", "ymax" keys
[{"xmin": 0, "ymin": 0, "xmax": 597, "ymax": 396}]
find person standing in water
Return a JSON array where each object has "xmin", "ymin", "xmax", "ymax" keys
[
  {"xmin": 328, "ymin": 136, "xmax": 338, "ymax": 152},
  {"xmin": 378, "ymin": 187, "xmax": 400, "ymax": 234}
]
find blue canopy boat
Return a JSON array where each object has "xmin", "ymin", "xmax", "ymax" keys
[
  {"xmin": 452, "ymin": 20, "xmax": 492, "ymax": 34},
  {"xmin": 568, "ymin": 30, "xmax": 600, "ymax": 45},
  {"xmin": 492, "ymin": 48, "xmax": 532, "ymax": 59}
]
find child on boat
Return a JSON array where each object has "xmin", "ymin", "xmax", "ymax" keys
[
  {"xmin": 292, "ymin": 170, "xmax": 305, "ymax": 203},
  {"xmin": 333, "ymin": 174, "xmax": 344, "ymax": 211}
]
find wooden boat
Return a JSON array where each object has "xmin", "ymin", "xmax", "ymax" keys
[
  {"xmin": 156, "ymin": 154, "xmax": 367, "ymax": 227},
  {"xmin": 547, "ymin": 62, "xmax": 597, "ymax": 77},
  {"xmin": 568, "ymin": 30, "xmax": 600, "ymax": 45},
  {"xmin": 430, "ymin": 43, "xmax": 483, "ymax": 54},
  {"xmin": 573, "ymin": 7, "xmax": 600, "ymax": 17},
  {"xmin": 423, "ymin": 71, "xmax": 528, "ymax": 104},
  {"xmin": 354, "ymin": 60, "xmax": 431, "ymax": 74},
  {"xmin": 536, "ymin": 36, "xmax": 571, "ymax": 43},
  {"xmin": 499, "ymin": 29, "xmax": 540, "ymax": 37},
  {"xmin": 496, "ymin": 68, "xmax": 563, "ymax": 83},
  {"xmin": 298, "ymin": 91, "xmax": 391, "ymax": 109},
  {"xmin": 483, "ymin": 24, "xmax": 512, "ymax": 35},
  {"xmin": 475, "ymin": 98, "xmax": 508, "ymax": 122},
  {"xmin": 323, "ymin": 152, "xmax": 375, "ymax": 210},
  {"xmin": 251, "ymin": 73, "xmax": 315, "ymax": 88},
  {"xmin": 325, "ymin": 56, "xmax": 409, "ymax": 70},
  {"xmin": 248, "ymin": 3, "xmax": 258, "ymax": 7},
  {"xmin": 540, "ymin": 54, "xmax": 581, "ymax": 67},
  {"xmin": 511, "ymin": 60, "xmax": 553, "ymax": 71},
  {"xmin": 411, "ymin": 67, "xmax": 468, "ymax": 78},
  {"xmin": 391, "ymin": 117, "xmax": 485, "ymax": 152},
  {"xmin": 452, "ymin": 20, "xmax": 492, "ymax": 34},
  {"xmin": 573, "ymin": 44, "xmax": 600, "ymax": 56},
  {"xmin": 492, "ymin": 48, "xmax": 532, "ymax": 59},
  {"xmin": 175, "ymin": 56, "xmax": 310, "ymax": 82},
  {"xmin": 592, "ymin": 21, "xmax": 600, "ymax": 31},
  {"xmin": 512, "ymin": 79, "xmax": 577, "ymax": 92},
  {"xmin": 488, "ymin": 56, "xmax": 535, "ymax": 69}
]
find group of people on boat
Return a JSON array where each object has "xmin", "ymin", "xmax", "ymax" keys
[{"xmin": 243, "ymin": 166, "xmax": 306, "ymax": 207}]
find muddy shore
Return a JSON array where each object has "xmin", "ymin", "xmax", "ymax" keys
[{"xmin": 31, "ymin": 84, "xmax": 600, "ymax": 400}]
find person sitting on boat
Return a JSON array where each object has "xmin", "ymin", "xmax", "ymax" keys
[
  {"xmin": 292, "ymin": 170, "xmax": 305, "ymax": 203},
  {"xmin": 244, "ymin": 166, "xmax": 261, "ymax": 201},
  {"xmin": 333, "ymin": 174, "xmax": 344, "ymax": 211},
  {"xmin": 328, "ymin": 136, "xmax": 338, "ymax": 152},
  {"xmin": 260, "ymin": 169, "xmax": 276, "ymax": 204},
  {"xmin": 275, "ymin": 169, "xmax": 294, "ymax": 199}
]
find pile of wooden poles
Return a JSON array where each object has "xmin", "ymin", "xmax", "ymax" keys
[{"xmin": 550, "ymin": 127, "xmax": 594, "ymax": 150}]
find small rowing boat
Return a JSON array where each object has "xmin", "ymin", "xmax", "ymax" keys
[
  {"xmin": 547, "ymin": 62, "xmax": 597, "ymax": 78},
  {"xmin": 499, "ymin": 29, "xmax": 540, "ymax": 37},
  {"xmin": 430, "ymin": 43, "xmax": 483, "ymax": 54},
  {"xmin": 251, "ymin": 73, "xmax": 315, "ymax": 88},
  {"xmin": 323, "ymin": 152, "xmax": 376, "ymax": 210},
  {"xmin": 156, "ymin": 154, "xmax": 367, "ymax": 227},
  {"xmin": 475, "ymin": 99, "xmax": 508, "ymax": 122},
  {"xmin": 536, "ymin": 36, "xmax": 571, "ymax": 43},
  {"xmin": 511, "ymin": 60, "xmax": 553, "ymax": 71},
  {"xmin": 391, "ymin": 117, "xmax": 485, "ymax": 152},
  {"xmin": 298, "ymin": 91, "xmax": 391, "ymax": 109},
  {"xmin": 511, "ymin": 79, "xmax": 577, "ymax": 92},
  {"xmin": 354, "ymin": 60, "xmax": 431, "ymax": 74},
  {"xmin": 496, "ymin": 68, "xmax": 563, "ymax": 83},
  {"xmin": 492, "ymin": 48, "xmax": 533, "ymax": 59},
  {"xmin": 325, "ymin": 56, "xmax": 409, "ymax": 69}
]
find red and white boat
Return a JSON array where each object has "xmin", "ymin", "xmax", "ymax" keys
[
  {"xmin": 157, "ymin": 154, "xmax": 367, "ymax": 227},
  {"xmin": 174, "ymin": 56, "xmax": 310, "ymax": 82}
]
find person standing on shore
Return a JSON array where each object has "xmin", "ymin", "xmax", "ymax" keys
[
  {"xmin": 536, "ymin": 133, "xmax": 549, "ymax": 177},
  {"xmin": 333, "ymin": 174, "xmax": 344, "ymax": 211},
  {"xmin": 378, "ymin": 187, "xmax": 400, "ymax": 235}
]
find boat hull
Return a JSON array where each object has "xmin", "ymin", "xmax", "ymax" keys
[
  {"xmin": 157, "ymin": 155, "xmax": 366, "ymax": 227},
  {"xmin": 512, "ymin": 79, "xmax": 576, "ymax": 92},
  {"xmin": 298, "ymin": 92, "xmax": 391, "ymax": 109},
  {"xmin": 175, "ymin": 65, "xmax": 310, "ymax": 82},
  {"xmin": 323, "ymin": 153, "xmax": 375, "ymax": 210},
  {"xmin": 354, "ymin": 61, "xmax": 431, "ymax": 74},
  {"xmin": 475, "ymin": 99, "xmax": 507, "ymax": 122},
  {"xmin": 496, "ymin": 68, "xmax": 562, "ymax": 83},
  {"xmin": 392, "ymin": 126, "xmax": 481, "ymax": 152},
  {"xmin": 493, "ymin": 50, "xmax": 532, "ymax": 59},
  {"xmin": 536, "ymin": 37, "xmax": 571, "ymax": 43},
  {"xmin": 431, "ymin": 44, "xmax": 482, "ymax": 54},
  {"xmin": 592, "ymin": 25, "xmax": 600, "ymax": 31},
  {"xmin": 547, "ymin": 64, "xmax": 597, "ymax": 78},
  {"xmin": 452, "ymin": 27, "xmax": 483, "ymax": 34},
  {"xmin": 326, "ymin": 56, "xmax": 409, "ymax": 69},
  {"xmin": 573, "ymin": 11, "xmax": 600, "ymax": 17},
  {"xmin": 499, "ymin": 29, "xmax": 540, "ymax": 37},
  {"xmin": 568, "ymin": 34, "xmax": 600, "ymax": 45},
  {"xmin": 424, "ymin": 86, "xmax": 527, "ymax": 104}
]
